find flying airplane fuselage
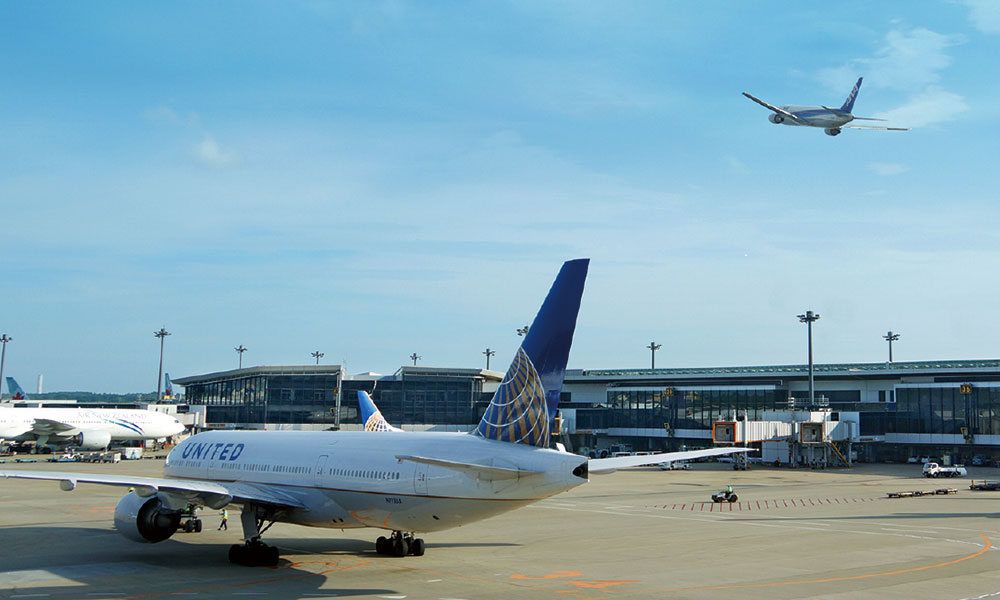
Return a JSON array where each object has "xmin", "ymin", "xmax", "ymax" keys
[
  {"xmin": 164, "ymin": 430, "xmax": 587, "ymax": 533},
  {"xmin": 769, "ymin": 105, "xmax": 853, "ymax": 128}
]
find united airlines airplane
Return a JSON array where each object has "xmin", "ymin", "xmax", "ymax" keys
[
  {"xmin": 743, "ymin": 77, "xmax": 909, "ymax": 136},
  {"xmin": 1, "ymin": 260, "xmax": 749, "ymax": 566}
]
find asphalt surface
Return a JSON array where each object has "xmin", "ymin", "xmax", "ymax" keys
[{"xmin": 2, "ymin": 457, "xmax": 1000, "ymax": 599}]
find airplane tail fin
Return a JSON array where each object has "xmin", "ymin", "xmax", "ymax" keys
[
  {"xmin": 474, "ymin": 259, "xmax": 589, "ymax": 447},
  {"xmin": 6, "ymin": 377, "xmax": 28, "ymax": 400},
  {"xmin": 358, "ymin": 391, "xmax": 400, "ymax": 432},
  {"xmin": 840, "ymin": 77, "xmax": 863, "ymax": 113},
  {"xmin": 165, "ymin": 373, "xmax": 173, "ymax": 398}
]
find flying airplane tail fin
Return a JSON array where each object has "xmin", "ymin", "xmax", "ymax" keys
[
  {"xmin": 6, "ymin": 377, "xmax": 28, "ymax": 401},
  {"xmin": 474, "ymin": 259, "xmax": 589, "ymax": 447},
  {"xmin": 841, "ymin": 77, "xmax": 863, "ymax": 113},
  {"xmin": 358, "ymin": 391, "xmax": 398, "ymax": 432}
]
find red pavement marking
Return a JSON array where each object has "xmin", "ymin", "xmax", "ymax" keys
[{"xmin": 783, "ymin": 499, "xmax": 788, "ymax": 507}]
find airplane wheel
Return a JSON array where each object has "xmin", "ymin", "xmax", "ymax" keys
[
  {"xmin": 194, "ymin": 519, "xmax": 203, "ymax": 533},
  {"xmin": 376, "ymin": 536, "xmax": 390, "ymax": 554},
  {"xmin": 392, "ymin": 537, "xmax": 409, "ymax": 557},
  {"xmin": 410, "ymin": 538, "xmax": 425, "ymax": 556}
]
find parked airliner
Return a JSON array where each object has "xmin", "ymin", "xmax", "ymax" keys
[
  {"xmin": 743, "ymin": 77, "xmax": 908, "ymax": 136},
  {"xmin": 1, "ymin": 260, "xmax": 749, "ymax": 566},
  {"xmin": 0, "ymin": 391, "xmax": 185, "ymax": 449}
]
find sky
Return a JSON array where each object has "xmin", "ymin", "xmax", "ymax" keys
[{"xmin": 2, "ymin": 1, "xmax": 1000, "ymax": 394}]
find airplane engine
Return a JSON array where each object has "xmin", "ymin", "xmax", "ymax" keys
[
  {"xmin": 824, "ymin": 127, "xmax": 842, "ymax": 137},
  {"xmin": 769, "ymin": 113, "xmax": 784, "ymax": 124},
  {"xmin": 114, "ymin": 491, "xmax": 181, "ymax": 543},
  {"xmin": 74, "ymin": 430, "xmax": 112, "ymax": 450}
]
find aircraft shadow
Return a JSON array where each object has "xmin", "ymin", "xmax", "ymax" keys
[{"xmin": 0, "ymin": 526, "xmax": 396, "ymax": 600}]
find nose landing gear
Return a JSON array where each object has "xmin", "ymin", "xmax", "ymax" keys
[{"xmin": 376, "ymin": 531, "xmax": 425, "ymax": 557}]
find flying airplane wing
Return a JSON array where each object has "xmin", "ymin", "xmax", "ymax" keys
[
  {"xmin": 589, "ymin": 447, "xmax": 754, "ymax": 474},
  {"xmin": 741, "ymin": 92, "xmax": 806, "ymax": 124},
  {"xmin": 843, "ymin": 125, "xmax": 909, "ymax": 131},
  {"xmin": 0, "ymin": 470, "xmax": 308, "ymax": 510}
]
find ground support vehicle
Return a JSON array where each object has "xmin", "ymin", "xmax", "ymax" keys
[
  {"xmin": 712, "ymin": 488, "xmax": 739, "ymax": 503},
  {"xmin": 923, "ymin": 462, "xmax": 967, "ymax": 478}
]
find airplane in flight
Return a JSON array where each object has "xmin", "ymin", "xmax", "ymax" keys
[
  {"xmin": 1, "ymin": 259, "xmax": 750, "ymax": 566},
  {"xmin": 743, "ymin": 77, "xmax": 909, "ymax": 136},
  {"xmin": 0, "ymin": 377, "xmax": 185, "ymax": 449}
]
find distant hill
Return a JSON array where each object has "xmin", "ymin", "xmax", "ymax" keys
[{"xmin": 23, "ymin": 392, "xmax": 178, "ymax": 403}]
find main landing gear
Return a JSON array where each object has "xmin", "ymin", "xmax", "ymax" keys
[
  {"xmin": 375, "ymin": 531, "xmax": 425, "ymax": 557},
  {"xmin": 229, "ymin": 505, "xmax": 280, "ymax": 567}
]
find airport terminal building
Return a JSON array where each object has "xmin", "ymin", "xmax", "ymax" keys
[{"xmin": 172, "ymin": 359, "xmax": 1000, "ymax": 463}]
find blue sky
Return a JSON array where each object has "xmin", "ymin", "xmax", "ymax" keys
[{"xmin": 2, "ymin": 1, "xmax": 999, "ymax": 393}]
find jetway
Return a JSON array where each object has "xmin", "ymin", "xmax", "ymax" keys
[{"xmin": 712, "ymin": 410, "xmax": 859, "ymax": 468}]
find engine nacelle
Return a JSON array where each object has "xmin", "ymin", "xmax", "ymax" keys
[
  {"xmin": 769, "ymin": 113, "xmax": 784, "ymax": 124},
  {"xmin": 114, "ymin": 491, "xmax": 180, "ymax": 543},
  {"xmin": 824, "ymin": 127, "xmax": 842, "ymax": 137},
  {"xmin": 74, "ymin": 430, "xmax": 112, "ymax": 450}
]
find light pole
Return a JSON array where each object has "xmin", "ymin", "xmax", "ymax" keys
[
  {"xmin": 483, "ymin": 347, "xmax": 496, "ymax": 370},
  {"xmin": 517, "ymin": 325, "xmax": 530, "ymax": 337},
  {"xmin": 646, "ymin": 341, "xmax": 662, "ymax": 369},
  {"xmin": 797, "ymin": 311, "xmax": 820, "ymax": 406},
  {"xmin": 883, "ymin": 331, "xmax": 900, "ymax": 362},
  {"xmin": 410, "ymin": 353, "xmax": 421, "ymax": 366},
  {"xmin": 0, "ymin": 334, "xmax": 11, "ymax": 400},
  {"xmin": 235, "ymin": 345, "xmax": 247, "ymax": 368},
  {"xmin": 312, "ymin": 351, "xmax": 324, "ymax": 365},
  {"xmin": 154, "ymin": 328, "xmax": 171, "ymax": 402}
]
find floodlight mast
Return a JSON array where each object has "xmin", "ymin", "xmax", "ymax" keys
[
  {"xmin": 235, "ymin": 345, "xmax": 247, "ymax": 369},
  {"xmin": 409, "ymin": 353, "xmax": 421, "ymax": 366},
  {"xmin": 312, "ymin": 351, "xmax": 324, "ymax": 365},
  {"xmin": 646, "ymin": 341, "xmax": 662, "ymax": 369},
  {"xmin": 0, "ymin": 334, "xmax": 11, "ymax": 400},
  {"xmin": 883, "ymin": 331, "xmax": 900, "ymax": 362},
  {"xmin": 483, "ymin": 347, "xmax": 495, "ymax": 370},
  {"xmin": 797, "ymin": 311, "xmax": 820, "ymax": 406}
]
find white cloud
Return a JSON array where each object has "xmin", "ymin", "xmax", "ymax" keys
[
  {"xmin": 868, "ymin": 163, "xmax": 909, "ymax": 176},
  {"xmin": 819, "ymin": 26, "xmax": 967, "ymax": 128},
  {"xmin": 194, "ymin": 135, "xmax": 238, "ymax": 167},
  {"xmin": 873, "ymin": 86, "xmax": 969, "ymax": 128},
  {"xmin": 957, "ymin": 0, "xmax": 1000, "ymax": 34},
  {"xmin": 144, "ymin": 106, "xmax": 200, "ymax": 126}
]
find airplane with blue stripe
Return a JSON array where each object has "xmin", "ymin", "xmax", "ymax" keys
[
  {"xmin": 743, "ymin": 77, "xmax": 908, "ymax": 136},
  {"xmin": 1, "ymin": 259, "xmax": 750, "ymax": 566},
  {"xmin": 1, "ymin": 377, "xmax": 185, "ymax": 449}
]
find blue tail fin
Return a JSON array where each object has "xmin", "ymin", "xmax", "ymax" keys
[
  {"xmin": 358, "ymin": 390, "xmax": 400, "ymax": 432},
  {"xmin": 474, "ymin": 258, "xmax": 589, "ymax": 447},
  {"xmin": 840, "ymin": 77, "xmax": 863, "ymax": 113},
  {"xmin": 6, "ymin": 377, "xmax": 28, "ymax": 400}
]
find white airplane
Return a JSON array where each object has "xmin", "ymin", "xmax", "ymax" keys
[
  {"xmin": 743, "ymin": 77, "xmax": 908, "ymax": 136},
  {"xmin": 0, "ymin": 398, "xmax": 185, "ymax": 450},
  {"xmin": 1, "ymin": 259, "xmax": 750, "ymax": 566}
]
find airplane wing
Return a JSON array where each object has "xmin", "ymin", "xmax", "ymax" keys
[
  {"xmin": 589, "ymin": 447, "xmax": 754, "ymax": 475},
  {"xmin": 30, "ymin": 418, "xmax": 80, "ymax": 436},
  {"xmin": 395, "ymin": 455, "xmax": 543, "ymax": 480},
  {"xmin": 0, "ymin": 470, "xmax": 307, "ymax": 510},
  {"xmin": 741, "ymin": 92, "xmax": 806, "ymax": 124},
  {"xmin": 843, "ymin": 125, "xmax": 909, "ymax": 131}
]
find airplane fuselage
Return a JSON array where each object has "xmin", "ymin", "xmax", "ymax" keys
[
  {"xmin": 164, "ymin": 430, "xmax": 588, "ymax": 533},
  {"xmin": 771, "ymin": 105, "xmax": 854, "ymax": 128}
]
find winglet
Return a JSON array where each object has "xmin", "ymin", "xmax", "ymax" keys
[{"xmin": 474, "ymin": 259, "xmax": 589, "ymax": 447}]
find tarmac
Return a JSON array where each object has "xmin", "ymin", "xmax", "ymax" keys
[{"xmin": 3, "ymin": 457, "xmax": 1000, "ymax": 599}]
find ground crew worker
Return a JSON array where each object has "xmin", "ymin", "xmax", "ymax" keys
[{"xmin": 218, "ymin": 508, "xmax": 228, "ymax": 530}]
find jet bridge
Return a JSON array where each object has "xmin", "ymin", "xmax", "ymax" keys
[{"xmin": 712, "ymin": 410, "xmax": 859, "ymax": 468}]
